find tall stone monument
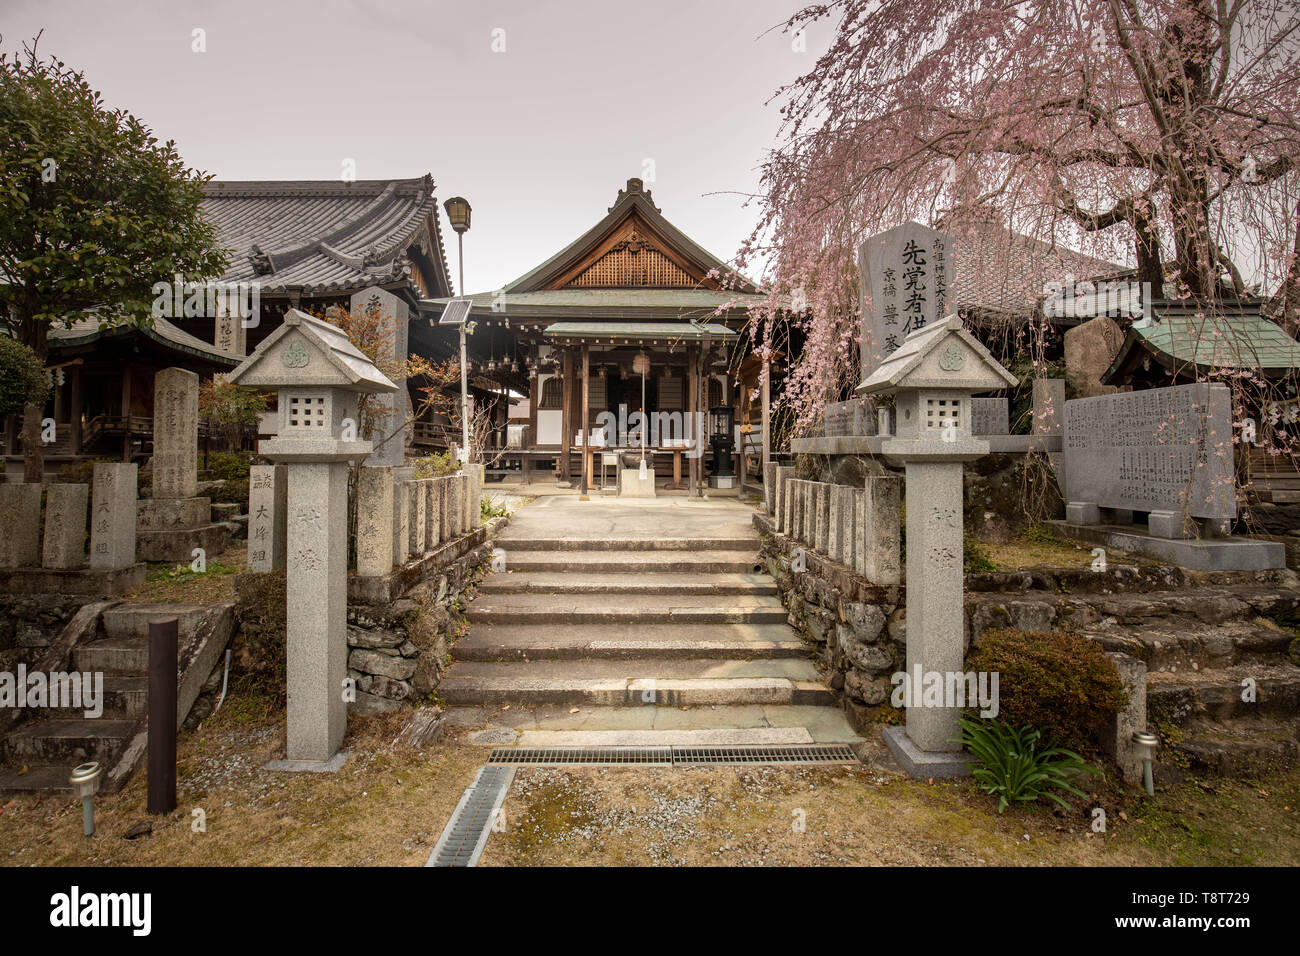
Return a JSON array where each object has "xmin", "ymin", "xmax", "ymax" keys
[
  {"xmin": 858, "ymin": 221, "xmax": 954, "ymax": 379},
  {"xmin": 137, "ymin": 367, "xmax": 230, "ymax": 562},
  {"xmin": 228, "ymin": 309, "xmax": 397, "ymax": 765},
  {"xmin": 857, "ymin": 314, "xmax": 1018, "ymax": 778}
]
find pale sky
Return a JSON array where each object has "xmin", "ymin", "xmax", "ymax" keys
[{"xmin": 3, "ymin": 0, "xmax": 832, "ymax": 294}]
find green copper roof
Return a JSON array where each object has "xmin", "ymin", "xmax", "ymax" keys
[{"xmin": 1132, "ymin": 310, "xmax": 1300, "ymax": 372}]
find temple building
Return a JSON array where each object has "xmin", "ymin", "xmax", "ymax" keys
[{"xmin": 422, "ymin": 178, "xmax": 768, "ymax": 494}]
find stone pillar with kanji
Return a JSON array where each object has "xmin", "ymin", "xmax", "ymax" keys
[{"xmin": 228, "ymin": 309, "xmax": 397, "ymax": 765}]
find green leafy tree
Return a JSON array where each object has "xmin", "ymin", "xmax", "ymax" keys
[
  {"xmin": 0, "ymin": 335, "xmax": 48, "ymax": 418},
  {"xmin": 0, "ymin": 33, "xmax": 226, "ymax": 480}
]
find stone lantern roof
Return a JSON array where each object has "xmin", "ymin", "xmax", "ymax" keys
[
  {"xmin": 228, "ymin": 309, "xmax": 397, "ymax": 394},
  {"xmin": 857, "ymin": 314, "xmax": 1018, "ymax": 396}
]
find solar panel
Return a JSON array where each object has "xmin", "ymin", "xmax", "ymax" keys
[{"xmin": 439, "ymin": 298, "xmax": 473, "ymax": 326}]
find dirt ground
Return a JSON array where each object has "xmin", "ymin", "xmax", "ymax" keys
[{"xmin": 1, "ymin": 699, "xmax": 1295, "ymax": 867}]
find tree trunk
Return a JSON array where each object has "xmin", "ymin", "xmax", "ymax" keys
[{"xmin": 18, "ymin": 308, "xmax": 47, "ymax": 484}]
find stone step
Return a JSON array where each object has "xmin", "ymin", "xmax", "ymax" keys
[
  {"xmin": 101, "ymin": 603, "xmax": 212, "ymax": 641},
  {"xmin": 72, "ymin": 636, "xmax": 147, "ymax": 673},
  {"xmin": 468, "ymin": 592, "xmax": 788, "ymax": 625},
  {"xmin": 496, "ymin": 549, "xmax": 763, "ymax": 574},
  {"xmin": 41, "ymin": 674, "xmax": 149, "ymax": 719},
  {"xmin": 0, "ymin": 764, "xmax": 76, "ymax": 795},
  {"xmin": 1147, "ymin": 667, "xmax": 1300, "ymax": 725},
  {"xmin": 1089, "ymin": 620, "xmax": 1297, "ymax": 671},
  {"xmin": 454, "ymin": 622, "xmax": 806, "ymax": 661},
  {"xmin": 441, "ymin": 659, "xmax": 831, "ymax": 707},
  {"xmin": 0, "ymin": 718, "xmax": 137, "ymax": 763},
  {"xmin": 450, "ymin": 702, "xmax": 863, "ymax": 745},
  {"xmin": 1160, "ymin": 717, "xmax": 1300, "ymax": 780},
  {"xmin": 477, "ymin": 571, "xmax": 776, "ymax": 596},
  {"xmin": 494, "ymin": 536, "xmax": 758, "ymax": 553}
]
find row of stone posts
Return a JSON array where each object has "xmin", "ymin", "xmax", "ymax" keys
[
  {"xmin": 0, "ymin": 463, "xmax": 139, "ymax": 573},
  {"xmin": 246, "ymin": 464, "xmax": 481, "ymax": 579},
  {"xmin": 764, "ymin": 464, "xmax": 901, "ymax": 587}
]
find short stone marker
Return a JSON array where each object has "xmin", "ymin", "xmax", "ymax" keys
[
  {"xmin": 409, "ymin": 481, "xmax": 426, "ymax": 558},
  {"xmin": 861, "ymin": 475, "xmax": 901, "ymax": 586},
  {"xmin": 356, "ymin": 466, "xmax": 395, "ymax": 578},
  {"xmin": 90, "ymin": 463, "xmax": 139, "ymax": 571},
  {"xmin": 971, "ymin": 398, "xmax": 1009, "ymax": 436},
  {"xmin": 43, "ymin": 483, "xmax": 89, "ymax": 569},
  {"xmin": 247, "ymin": 464, "xmax": 288, "ymax": 573},
  {"xmin": 0, "ymin": 483, "xmax": 42, "ymax": 568}
]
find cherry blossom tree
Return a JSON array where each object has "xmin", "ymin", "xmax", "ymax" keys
[{"xmin": 741, "ymin": 0, "xmax": 1300, "ymax": 437}]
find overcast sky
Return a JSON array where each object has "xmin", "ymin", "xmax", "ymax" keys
[{"xmin": 3, "ymin": 0, "xmax": 831, "ymax": 294}]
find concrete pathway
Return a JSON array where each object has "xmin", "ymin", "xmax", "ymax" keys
[{"xmin": 443, "ymin": 496, "xmax": 861, "ymax": 747}]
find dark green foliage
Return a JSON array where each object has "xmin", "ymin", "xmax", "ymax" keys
[
  {"xmin": 0, "ymin": 336, "xmax": 48, "ymax": 417},
  {"xmin": 0, "ymin": 37, "xmax": 226, "ymax": 334},
  {"xmin": 959, "ymin": 716, "xmax": 1100, "ymax": 813},
  {"xmin": 968, "ymin": 628, "xmax": 1128, "ymax": 751}
]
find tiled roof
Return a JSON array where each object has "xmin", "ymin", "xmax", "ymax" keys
[
  {"xmin": 48, "ymin": 316, "xmax": 243, "ymax": 367},
  {"xmin": 945, "ymin": 218, "xmax": 1128, "ymax": 319},
  {"xmin": 1104, "ymin": 301, "xmax": 1300, "ymax": 380},
  {"xmin": 201, "ymin": 177, "xmax": 452, "ymax": 295}
]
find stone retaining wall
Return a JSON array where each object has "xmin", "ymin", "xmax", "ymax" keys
[
  {"xmin": 345, "ymin": 515, "xmax": 506, "ymax": 713},
  {"xmin": 755, "ymin": 511, "xmax": 1300, "ymax": 737}
]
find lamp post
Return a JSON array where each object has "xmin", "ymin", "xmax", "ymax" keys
[{"xmin": 444, "ymin": 196, "xmax": 472, "ymax": 463}]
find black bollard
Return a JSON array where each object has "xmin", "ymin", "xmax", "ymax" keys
[{"xmin": 147, "ymin": 617, "xmax": 178, "ymax": 815}]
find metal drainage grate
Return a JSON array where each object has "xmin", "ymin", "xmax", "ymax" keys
[
  {"xmin": 671, "ymin": 744, "xmax": 858, "ymax": 765},
  {"xmin": 486, "ymin": 744, "xmax": 859, "ymax": 767},
  {"xmin": 426, "ymin": 765, "xmax": 514, "ymax": 867},
  {"xmin": 488, "ymin": 746, "xmax": 673, "ymax": 765}
]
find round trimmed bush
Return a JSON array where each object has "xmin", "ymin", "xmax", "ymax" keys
[{"xmin": 966, "ymin": 628, "xmax": 1128, "ymax": 752}]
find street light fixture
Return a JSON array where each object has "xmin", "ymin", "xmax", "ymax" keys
[{"xmin": 444, "ymin": 196, "xmax": 472, "ymax": 463}]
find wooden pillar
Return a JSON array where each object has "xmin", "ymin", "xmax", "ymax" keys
[
  {"xmin": 761, "ymin": 355, "xmax": 771, "ymax": 470},
  {"xmin": 687, "ymin": 344, "xmax": 698, "ymax": 498},
  {"xmin": 120, "ymin": 366, "xmax": 132, "ymax": 462},
  {"xmin": 528, "ymin": 346, "xmax": 539, "ymax": 451},
  {"xmin": 560, "ymin": 350, "xmax": 573, "ymax": 482},
  {"xmin": 580, "ymin": 345, "xmax": 590, "ymax": 496},
  {"xmin": 70, "ymin": 367, "xmax": 84, "ymax": 456}
]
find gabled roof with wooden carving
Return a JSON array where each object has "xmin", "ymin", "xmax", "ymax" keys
[
  {"xmin": 201, "ymin": 177, "xmax": 454, "ymax": 299},
  {"xmin": 503, "ymin": 178, "xmax": 758, "ymax": 295}
]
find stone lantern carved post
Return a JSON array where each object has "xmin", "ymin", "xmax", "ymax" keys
[
  {"xmin": 228, "ymin": 310, "xmax": 397, "ymax": 765},
  {"xmin": 857, "ymin": 315, "xmax": 1018, "ymax": 778}
]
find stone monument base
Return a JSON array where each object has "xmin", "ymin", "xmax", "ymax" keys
[
  {"xmin": 263, "ymin": 751, "xmax": 349, "ymax": 773},
  {"xmin": 882, "ymin": 725, "xmax": 972, "ymax": 780},
  {"xmin": 618, "ymin": 467, "xmax": 656, "ymax": 497},
  {"xmin": 137, "ymin": 522, "xmax": 231, "ymax": 563},
  {"xmin": 1049, "ymin": 520, "xmax": 1284, "ymax": 571},
  {"xmin": 137, "ymin": 495, "xmax": 230, "ymax": 561},
  {"xmin": 0, "ymin": 563, "xmax": 146, "ymax": 597},
  {"xmin": 708, "ymin": 474, "xmax": 737, "ymax": 489}
]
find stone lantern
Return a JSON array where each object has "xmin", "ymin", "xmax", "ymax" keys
[
  {"xmin": 228, "ymin": 309, "xmax": 397, "ymax": 764},
  {"xmin": 856, "ymin": 314, "xmax": 1017, "ymax": 777}
]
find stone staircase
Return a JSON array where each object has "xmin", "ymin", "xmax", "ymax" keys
[
  {"xmin": 973, "ymin": 577, "xmax": 1300, "ymax": 780},
  {"xmin": 0, "ymin": 602, "xmax": 233, "ymax": 795},
  {"xmin": 444, "ymin": 516, "xmax": 858, "ymax": 747}
]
